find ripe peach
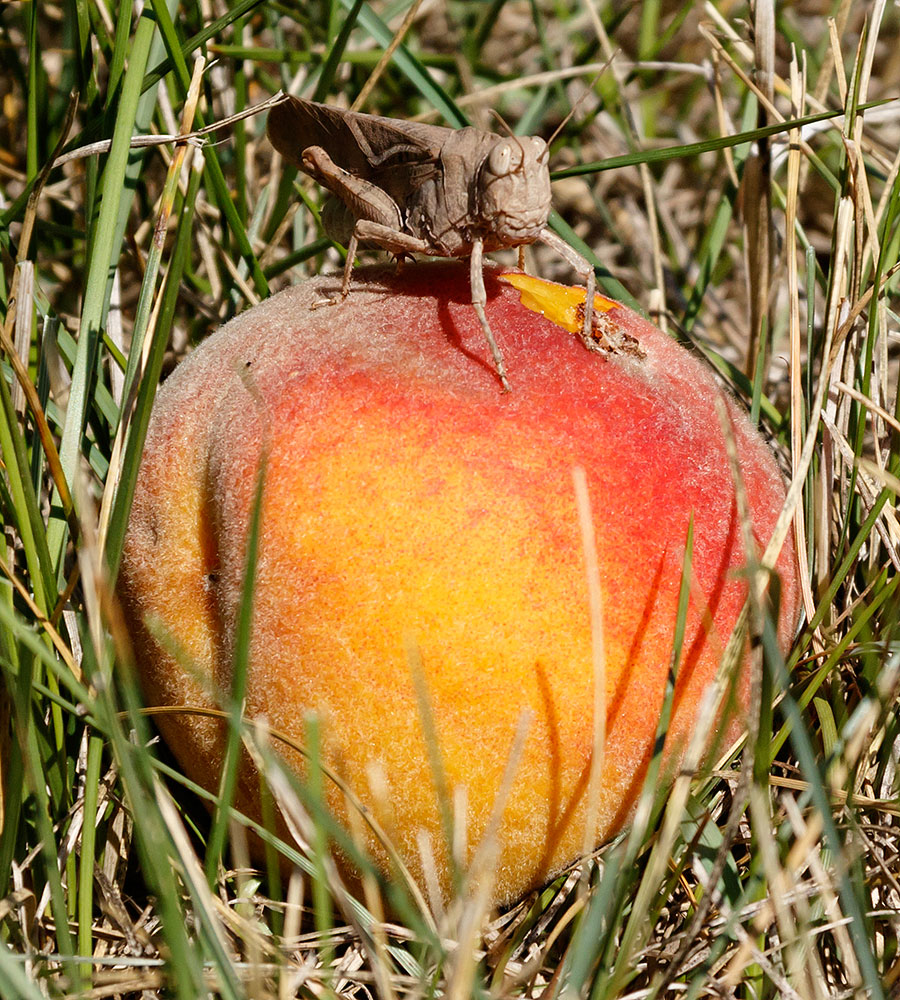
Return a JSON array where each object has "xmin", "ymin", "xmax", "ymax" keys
[{"xmin": 118, "ymin": 262, "xmax": 798, "ymax": 907}]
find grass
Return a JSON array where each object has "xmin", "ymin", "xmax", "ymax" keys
[{"xmin": 1, "ymin": 0, "xmax": 900, "ymax": 996}]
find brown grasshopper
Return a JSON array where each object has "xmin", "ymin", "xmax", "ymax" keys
[{"xmin": 267, "ymin": 94, "xmax": 598, "ymax": 391}]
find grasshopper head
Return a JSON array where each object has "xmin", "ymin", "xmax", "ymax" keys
[{"xmin": 477, "ymin": 136, "xmax": 551, "ymax": 247}]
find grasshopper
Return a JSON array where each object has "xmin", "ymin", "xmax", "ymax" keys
[{"xmin": 267, "ymin": 94, "xmax": 598, "ymax": 391}]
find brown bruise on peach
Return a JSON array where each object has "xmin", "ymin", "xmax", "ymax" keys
[{"xmin": 120, "ymin": 263, "xmax": 799, "ymax": 907}]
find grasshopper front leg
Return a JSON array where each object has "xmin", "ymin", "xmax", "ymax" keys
[
  {"xmin": 350, "ymin": 227, "xmax": 511, "ymax": 392},
  {"xmin": 469, "ymin": 237, "xmax": 511, "ymax": 392},
  {"xmin": 301, "ymin": 145, "xmax": 511, "ymax": 391},
  {"xmin": 538, "ymin": 228, "xmax": 596, "ymax": 351}
]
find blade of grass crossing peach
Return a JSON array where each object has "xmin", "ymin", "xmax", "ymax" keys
[
  {"xmin": 627, "ymin": 519, "xmax": 694, "ymax": 855},
  {"xmin": 155, "ymin": 673, "xmax": 432, "ymax": 930},
  {"xmin": 84, "ymin": 552, "xmax": 210, "ymax": 997},
  {"xmin": 555, "ymin": 524, "xmax": 697, "ymax": 998},
  {"xmin": 408, "ymin": 639, "xmax": 461, "ymax": 898},
  {"xmin": 244, "ymin": 722, "xmax": 433, "ymax": 946},
  {"xmin": 245, "ymin": 729, "xmax": 416, "ymax": 899},
  {"xmin": 204, "ymin": 451, "xmax": 266, "ymax": 885},
  {"xmin": 304, "ymin": 713, "xmax": 337, "ymax": 971},
  {"xmin": 600, "ymin": 522, "xmax": 696, "ymax": 996}
]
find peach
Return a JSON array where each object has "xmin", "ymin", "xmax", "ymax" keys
[{"xmin": 118, "ymin": 262, "xmax": 798, "ymax": 907}]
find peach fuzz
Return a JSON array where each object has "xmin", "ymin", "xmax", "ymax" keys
[{"xmin": 118, "ymin": 262, "xmax": 799, "ymax": 908}]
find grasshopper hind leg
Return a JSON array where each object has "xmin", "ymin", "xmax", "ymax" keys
[
  {"xmin": 470, "ymin": 239, "xmax": 511, "ymax": 392},
  {"xmin": 308, "ymin": 226, "xmax": 358, "ymax": 311}
]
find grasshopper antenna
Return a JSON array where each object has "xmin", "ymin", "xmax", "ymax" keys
[
  {"xmin": 489, "ymin": 109, "xmax": 516, "ymax": 137},
  {"xmin": 546, "ymin": 53, "xmax": 617, "ymax": 147},
  {"xmin": 489, "ymin": 110, "xmax": 528, "ymax": 170}
]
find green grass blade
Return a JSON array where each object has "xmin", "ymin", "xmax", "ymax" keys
[
  {"xmin": 0, "ymin": 943, "xmax": 49, "ymax": 1000},
  {"xmin": 48, "ymin": 10, "xmax": 158, "ymax": 568},
  {"xmin": 337, "ymin": 0, "xmax": 468, "ymax": 125},
  {"xmin": 76, "ymin": 732, "xmax": 104, "ymax": 982},
  {"xmin": 313, "ymin": 0, "xmax": 367, "ymax": 102},
  {"xmin": 551, "ymin": 100, "xmax": 890, "ymax": 180},
  {"xmin": 103, "ymin": 157, "xmax": 201, "ymax": 583},
  {"xmin": 0, "ymin": 365, "xmax": 54, "ymax": 614},
  {"xmin": 140, "ymin": 0, "xmax": 267, "ymax": 94},
  {"xmin": 147, "ymin": 0, "xmax": 269, "ymax": 297},
  {"xmin": 204, "ymin": 448, "xmax": 266, "ymax": 884}
]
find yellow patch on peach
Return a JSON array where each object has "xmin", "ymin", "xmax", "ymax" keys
[{"xmin": 500, "ymin": 270, "xmax": 618, "ymax": 333}]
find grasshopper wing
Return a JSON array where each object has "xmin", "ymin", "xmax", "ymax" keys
[{"xmin": 267, "ymin": 96, "xmax": 449, "ymax": 196}]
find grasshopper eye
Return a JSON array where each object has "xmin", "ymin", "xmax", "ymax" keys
[{"xmin": 487, "ymin": 142, "xmax": 513, "ymax": 176}]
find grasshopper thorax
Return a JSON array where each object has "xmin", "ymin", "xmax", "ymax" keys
[{"xmin": 476, "ymin": 136, "xmax": 551, "ymax": 248}]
